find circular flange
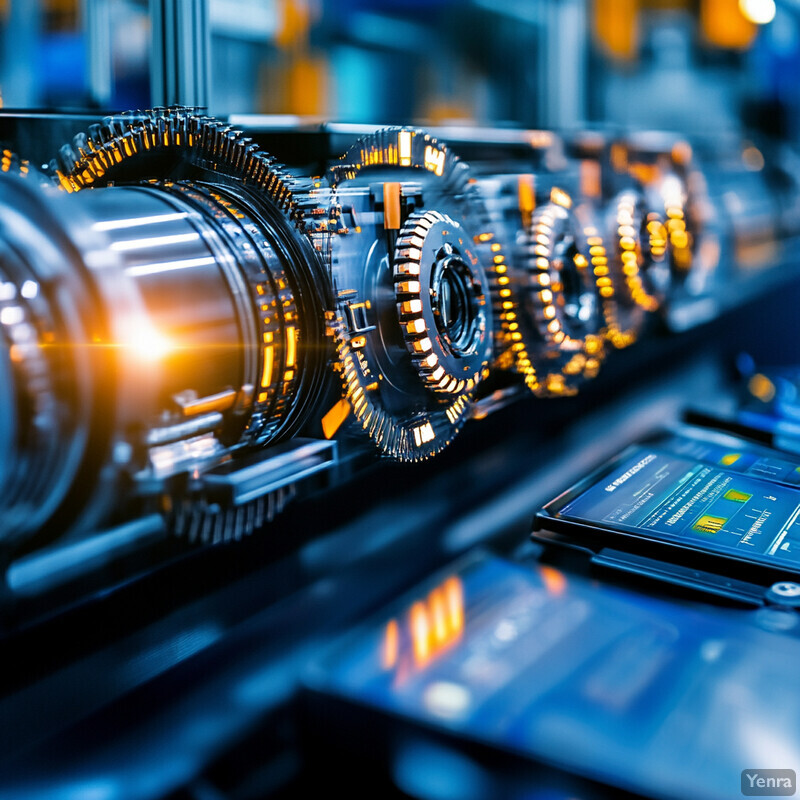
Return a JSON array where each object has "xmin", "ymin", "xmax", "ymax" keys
[
  {"xmin": 610, "ymin": 189, "xmax": 670, "ymax": 336},
  {"xmin": 519, "ymin": 194, "xmax": 605, "ymax": 396},
  {"xmin": 326, "ymin": 126, "xmax": 502, "ymax": 460},
  {"xmin": 394, "ymin": 210, "xmax": 488, "ymax": 395}
]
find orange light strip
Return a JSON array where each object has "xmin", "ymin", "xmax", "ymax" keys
[
  {"xmin": 261, "ymin": 344, "xmax": 274, "ymax": 388},
  {"xmin": 286, "ymin": 326, "xmax": 297, "ymax": 367}
]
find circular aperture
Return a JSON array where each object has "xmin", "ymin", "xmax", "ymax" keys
[
  {"xmin": 520, "ymin": 198, "xmax": 606, "ymax": 396},
  {"xmin": 432, "ymin": 249, "xmax": 482, "ymax": 358},
  {"xmin": 327, "ymin": 127, "xmax": 498, "ymax": 460},
  {"xmin": 552, "ymin": 236, "xmax": 596, "ymax": 330},
  {"xmin": 394, "ymin": 209, "xmax": 490, "ymax": 396}
]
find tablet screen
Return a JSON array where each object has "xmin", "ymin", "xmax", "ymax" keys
[{"xmin": 556, "ymin": 434, "xmax": 800, "ymax": 569}]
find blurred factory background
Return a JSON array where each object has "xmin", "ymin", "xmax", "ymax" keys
[{"xmin": 0, "ymin": 0, "xmax": 797, "ymax": 137}]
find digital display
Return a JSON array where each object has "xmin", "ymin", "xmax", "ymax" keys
[{"xmin": 559, "ymin": 436, "xmax": 800, "ymax": 568}]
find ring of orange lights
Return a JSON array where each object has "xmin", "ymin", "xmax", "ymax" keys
[{"xmin": 522, "ymin": 195, "xmax": 605, "ymax": 396}]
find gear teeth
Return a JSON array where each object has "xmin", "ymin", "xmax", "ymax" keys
[
  {"xmin": 327, "ymin": 126, "xmax": 498, "ymax": 460},
  {"xmin": 45, "ymin": 106, "xmax": 317, "ymax": 236},
  {"xmin": 519, "ymin": 199, "xmax": 607, "ymax": 396},
  {"xmin": 331, "ymin": 311, "xmax": 471, "ymax": 463},
  {"xmin": 328, "ymin": 126, "xmax": 469, "ymax": 195},
  {"xmin": 57, "ymin": 143, "xmax": 79, "ymax": 174},
  {"xmin": 170, "ymin": 487, "xmax": 297, "ymax": 543},
  {"xmin": 393, "ymin": 209, "xmax": 484, "ymax": 396},
  {"xmin": 0, "ymin": 147, "xmax": 38, "ymax": 183},
  {"xmin": 86, "ymin": 122, "xmax": 104, "ymax": 144},
  {"xmin": 72, "ymin": 132, "xmax": 89, "ymax": 159}
]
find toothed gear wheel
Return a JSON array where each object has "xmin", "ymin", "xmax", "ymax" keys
[
  {"xmin": 170, "ymin": 486, "xmax": 296, "ymax": 545},
  {"xmin": 657, "ymin": 176, "xmax": 694, "ymax": 274},
  {"xmin": 329, "ymin": 126, "xmax": 514, "ymax": 357},
  {"xmin": 325, "ymin": 127, "xmax": 501, "ymax": 461},
  {"xmin": 623, "ymin": 133, "xmax": 698, "ymax": 278},
  {"xmin": 520, "ymin": 198, "xmax": 605, "ymax": 396},
  {"xmin": 46, "ymin": 106, "xmax": 313, "ymax": 223},
  {"xmin": 394, "ymin": 210, "xmax": 488, "ymax": 395},
  {"xmin": 603, "ymin": 189, "xmax": 670, "ymax": 347},
  {"xmin": 572, "ymin": 212, "xmax": 629, "ymax": 349}
]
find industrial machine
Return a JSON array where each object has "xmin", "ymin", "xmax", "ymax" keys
[{"xmin": 1, "ymin": 105, "xmax": 800, "ymax": 799}]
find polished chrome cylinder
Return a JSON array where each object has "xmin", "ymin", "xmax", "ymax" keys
[{"xmin": 0, "ymin": 173, "xmax": 326, "ymax": 546}]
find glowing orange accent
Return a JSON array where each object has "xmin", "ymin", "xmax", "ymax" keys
[
  {"xmin": 610, "ymin": 143, "xmax": 628, "ymax": 172},
  {"xmin": 321, "ymin": 397, "xmax": 351, "ymax": 439},
  {"xmin": 550, "ymin": 186, "xmax": 572, "ymax": 209},
  {"xmin": 261, "ymin": 344, "xmax": 274, "ymax": 388},
  {"xmin": 444, "ymin": 576, "xmax": 464, "ymax": 633},
  {"xmin": 57, "ymin": 171, "xmax": 75, "ymax": 193},
  {"xmin": 747, "ymin": 372, "xmax": 775, "ymax": 403},
  {"xmin": 594, "ymin": 0, "xmax": 639, "ymax": 60},
  {"xmin": 748, "ymin": 373, "xmax": 776, "ymax": 403},
  {"xmin": 385, "ymin": 576, "xmax": 466, "ymax": 671},
  {"xmin": 128, "ymin": 325, "xmax": 172, "ymax": 362},
  {"xmin": 286, "ymin": 326, "xmax": 296, "ymax": 367},
  {"xmin": 539, "ymin": 565, "xmax": 567, "ymax": 596},
  {"xmin": 700, "ymin": 0, "xmax": 756, "ymax": 49},
  {"xmin": 671, "ymin": 141, "xmax": 692, "ymax": 166},
  {"xmin": 383, "ymin": 182, "xmax": 402, "ymax": 230},
  {"xmin": 179, "ymin": 389, "xmax": 237, "ymax": 416},
  {"xmin": 412, "ymin": 422, "xmax": 436, "ymax": 447},
  {"xmin": 518, "ymin": 174, "xmax": 536, "ymax": 228},
  {"xmin": 629, "ymin": 163, "xmax": 658, "ymax": 187},
  {"xmin": 383, "ymin": 619, "xmax": 400, "ymax": 669},
  {"xmin": 398, "ymin": 130, "xmax": 412, "ymax": 166},
  {"xmin": 424, "ymin": 145, "xmax": 445, "ymax": 176},
  {"xmin": 428, "ymin": 588, "xmax": 448, "ymax": 645},
  {"xmin": 580, "ymin": 160, "xmax": 602, "ymax": 199}
]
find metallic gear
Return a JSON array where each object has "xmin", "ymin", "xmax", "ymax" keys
[
  {"xmin": 32, "ymin": 107, "xmax": 335, "ymax": 541},
  {"xmin": 519, "ymin": 192, "xmax": 605, "ymax": 396},
  {"xmin": 572, "ymin": 208, "xmax": 631, "ymax": 349},
  {"xmin": 623, "ymin": 133, "xmax": 701, "ymax": 281},
  {"xmin": 606, "ymin": 189, "xmax": 670, "ymax": 343},
  {"xmin": 394, "ymin": 210, "xmax": 487, "ymax": 395},
  {"xmin": 48, "ymin": 107, "xmax": 299, "ymax": 215},
  {"xmin": 326, "ymin": 127, "xmax": 499, "ymax": 461}
]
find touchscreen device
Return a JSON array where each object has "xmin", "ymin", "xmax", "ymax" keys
[{"xmin": 535, "ymin": 426, "xmax": 800, "ymax": 582}]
